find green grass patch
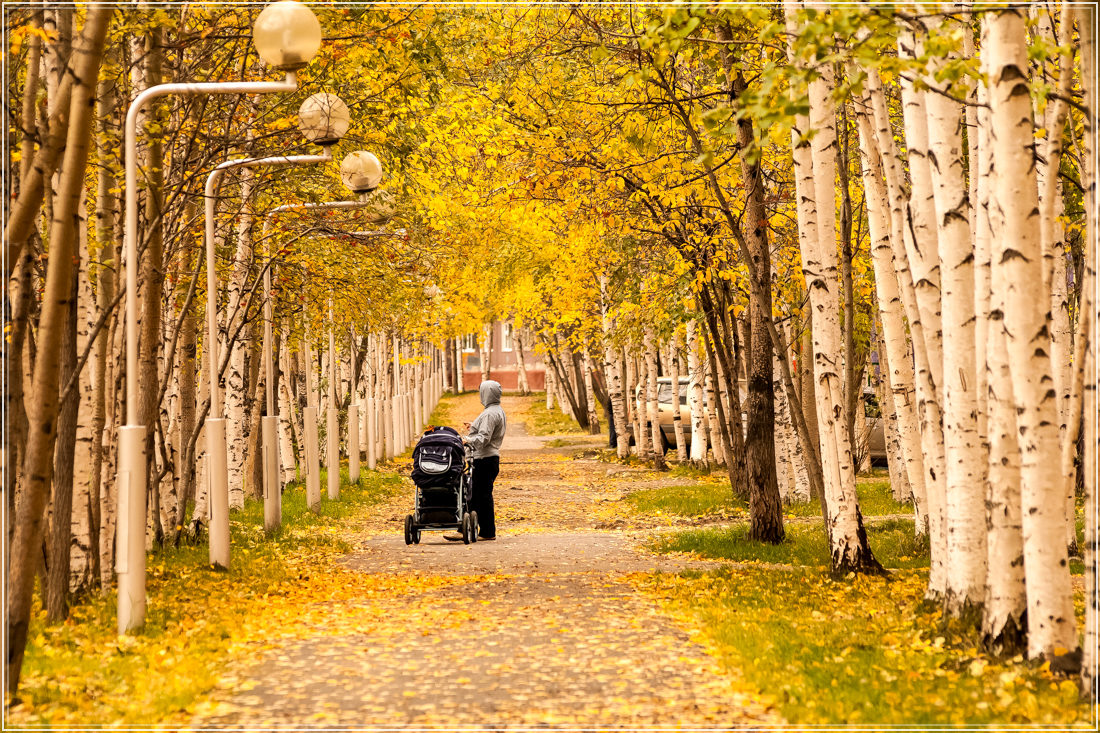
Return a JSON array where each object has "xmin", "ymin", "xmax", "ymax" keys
[
  {"xmin": 520, "ymin": 393, "xmax": 588, "ymax": 436},
  {"xmin": 639, "ymin": 568, "xmax": 1089, "ymax": 726},
  {"xmin": 784, "ymin": 477, "xmax": 913, "ymax": 518},
  {"xmin": 626, "ymin": 482, "xmax": 743, "ymax": 518},
  {"xmin": 651, "ymin": 519, "xmax": 929, "ymax": 570},
  {"xmin": 9, "ymin": 466, "xmax": 403, "ymax": 725}
]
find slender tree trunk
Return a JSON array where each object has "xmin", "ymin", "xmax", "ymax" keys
[
  {"xmin": 790, "ymin": 15, "xmax": 877, "ymax": 569},
  {"xmin": 6, "ymin": 6, "xmax": 112, "ymax": 694},
  {"xmin": 981, "ymin": 88, "xmax": 1027, "ymax": 653},
  {"xmin": 856, "ymin": 93, "xmax": 926, "ymax": 528},
  {"xmin": 644, "ymin": 329, "xmax": 666, "ymax": 469},
  {"xmin": 1078, "ymin": 1, "xmax": 1097, "ymax": 696},
  {"xmin": 583, "ymin": 348, "xmax": 600, "ymax": 435},
  {"xmin": 686, "ymin": 319, "xmax": 708, "ymax": 468},
  {"xmin": 870, "ymin": 54, "xmax": 948, "ymax": 590},
  {"xmin": 514, "ymin": 324, "xmax": 530, "ymax": 395},
  {"xmin": 46, "ymin": 255, "xmax": 79, "ymax": 621},
  {"xmin": 924, "ymin": 23, "xmax": 987, "ymax": 613},
  {"xmin": 135, "ymin": 26, "xmax": 165, "ymax": 544},
  {"xmin": 988, "ymin": 8, "xmax": 1076, "ymax": 659},
  {"xmin": 670, "ymin": 331, "xmax": 687, "ymax": 463}
]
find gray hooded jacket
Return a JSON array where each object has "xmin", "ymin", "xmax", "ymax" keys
[{"xmin": 466, "ymin": 380, "xmax": 506, "ymax": 459}]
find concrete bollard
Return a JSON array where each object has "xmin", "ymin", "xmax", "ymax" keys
[
  {"xmin": 366, "ymin": 397, "xmax": 377, "ymax": 469},
  {"xmin": 348, "ymin": 403, "xmax": 360, "ymax": 484},
  {"xmin": 303, "ymin": 407, "xmax": 321, "ymax": 511},
  {"xmin": 262, "ymin": 415, "xmax": 280, "ymax": 532},
  {"xmin": 326, "ymin": 405, "xmax": 340, "ymax": 499}
]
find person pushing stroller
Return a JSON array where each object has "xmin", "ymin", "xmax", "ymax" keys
[{"xmin": 447, "ymin": 380, "xmax": 505, "ymax": 541}]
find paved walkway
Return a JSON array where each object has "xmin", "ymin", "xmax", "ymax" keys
[{"xmin": 190, "ymin": 395, "xmax": 780, "ymax": 728}]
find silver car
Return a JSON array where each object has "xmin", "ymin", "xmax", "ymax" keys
[{"xmin": 631, "ymin": 377, "xmax": 887, "ymax": 464}]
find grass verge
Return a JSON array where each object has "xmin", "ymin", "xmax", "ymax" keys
[
  {"xmin": 8, "ymin": 467, "xmax": 403, "ymax": 726},
  {"xmin": 650, "ymin": 518, "xmax": 929, "ymax": 570},
  {"xmin": 784, "ymin": 474, "xmax": 912, "ymax": 518},
  {"xmin": 622, "ymin": 471, "xmax": 912, "ymax": 523},
  {"xmin": 636, "ymin": 568, "xmax": 1089, "ymax": 726},
  {"xmin": 515, "ymin": 392, "xmax": 588, "ymax": 436}
]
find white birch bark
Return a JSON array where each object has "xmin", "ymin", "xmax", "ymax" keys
[
  {"xmin": 544, "ymin": 358, "xmax": 554, "ymax": 410},
  {"xmin": 772, "ymin": 347, "xmax": 798, "ymax": 502},
  {"xmin": 1078, "ymin": 2, "xmax": 1097, "ymax": 694},
  {"xmin": 924, "ymin": 23, "xmax": 987, "ymax": 612},
  {"xmin": 583, "ymin": 347, "xmax": 600, "ymax": 434},
  {"xmin": 1033, "ymin": 5, "xmax": 1077, "ymax": 550},
  {"xmin": 644, "ymin": 327, "xmax": 665, "ymax": 469},
  {"xmin": 791, "ymin": 10, "xmax": 875, "ymax": 571},
  {"xmin": 224, "ymin": 161, "xmax": 255, "ymax": 510},
  {"xmin": 278, "ymin": 330, "xmax": 296, "ymax": 485},
  {"xmin": 70, "ymin": 201, "xmax": 97, "ymax": 589},
  {"xmin": 601, "ymin": 288, "xmax": 630, "ymax": 458},
  {"xmin": 686, "ymin": 319, "xmax": 708, "ymax": 466},
  {"xmin": 669, "ymin": 333, "xmax": 687, "ymax": 463},
  {"xmin": 480, "ymin": 323, "xmax": 491, "ymax": 383},
  {"xmin": 856, "ymin": 81, "xmax": 927, "ymax": 528},
  {"xmin": 982, "ymin": 120, "xmax": 1027, "ymax": 650},
  {"xmin": 455, "ymin": 336, "xmax": 465, "ymax": 393},
  {"xmin": 514, "ymin": 323, "xmax": 530, "ymax": 395},
  {"xmin": 703, "ymin": 352, "xmax": 722, "ymax": 465},
  {"xmin": 988, "ymin": 8, "xmax": 1076, "ymax": 658},
  {"xmin": 867, "ymin": 63, "xmax": 945, "ymax": 574}
]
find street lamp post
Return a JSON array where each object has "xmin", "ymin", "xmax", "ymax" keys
[
  {"xmin": 205, "ymin": 93, "xmax": 352, "ymax": 553},
  {"xmin": 116, "ymin": 0, "xmax": 322, "ymax": 633},
  {"xmin": 260, "ymin": 151, "xmax": 385, "ymax": 530}
]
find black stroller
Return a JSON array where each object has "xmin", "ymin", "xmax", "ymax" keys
[{"xmin": 405, "ymin": 426, "xmax": 478, "ymax": 544}]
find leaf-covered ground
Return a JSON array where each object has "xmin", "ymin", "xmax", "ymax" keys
[
  {"xmin": 10, "ymin": 392, "xmax": 1092, "ymax": 727},
  {"xmin": 187, "ymin": 393, "xmax": 778, "ymax": 727}
]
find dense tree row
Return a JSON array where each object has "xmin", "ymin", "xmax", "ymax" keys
[{"xmin": 2, "ymin": 1, "xmax": 1096, "ymax": 699}]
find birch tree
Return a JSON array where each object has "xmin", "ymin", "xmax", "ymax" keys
[{"xmin": 987, "ymin": 7, "xmax": 1076, "ymax": 660}]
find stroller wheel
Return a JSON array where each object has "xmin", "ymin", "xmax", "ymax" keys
[
  {"xmin": 470, "ymin": 511, "xmax": 478, "ymax": 543},
  {"xmin": 461, "ymin": 513, "xmax": 472, "ymax": 545},
  {"xmin": 404, "ymin": 515, "xmax": 414, "ymax": 546}
]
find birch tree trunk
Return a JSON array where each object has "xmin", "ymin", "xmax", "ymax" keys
[
  {"xmin": 868, "ymin": 61, "xmax": 947, "ymax": 581},
  {"xmin": 669, "ymin": 332, "xmax": 687, "ymax": 463},
  {"xmin": 601, "ymin": 298, "xmax": 629, "ymax": 457},
  {"xmin": 632, "ymin": 350, "xmax": 649, "ymax": 460},
  {"xmin": 455, "ymin": 336, "xmax": 465, "ymax": 393},
  {"xmin": 898, "ymin": 27, "xmax": 950, "ymax": 577},
  {"xmin": 988, "ymin": 7, "xmax": 1076, "ymax": 659},
  {"xmin": 794, "ymin": 18, "xmax": 879, "ymax": 571},
  {"xmin": 981, "ymin": 126, "xmax": 1027, "ymax": 654},
  {"xmin": 582, "ymin": 348, "xmax": 600, "ymax": 435},
  {"xmin": 703, "ymin": 351, "xmax": 722, "ymax": 466},
  {"xmin": 686, "ymin": 319, "xmax": 708, "ymax": 467},
  {"xmin": 924, "ymin": 24, "xmax": 987, "ymax": 613},
  {"xmin": 1078, "ymin": 2, "xmax": 1097, "ymax": 696},
  {"xmin": 224, "ymin": 147, "xmax": 256, "ymax": 510},
  {"xmin": 86, "ymin": 70, "xmax": 117, "ymax": 584},
  {"xmin": 6, "ymin": 6, "xmax": 111, "ymax": 693},
  {"xmin": 480, "ymin": 323, "xmax": 491, "ymax": 383},
  {"xmin": 644, "ymin": 328, "xmax": 666, "ymax": 470},
  {"xmin": 514, "ymin": 324, "xmax": 530, "ymax": 395}
]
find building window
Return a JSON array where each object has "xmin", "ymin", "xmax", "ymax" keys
[
  {"xmin": 460, "ymin": 334, "xmax": 476, "ymax": 352},
  {"xmin": 501, "ymin": 322, "xmax": 513, "ymax": 352}
]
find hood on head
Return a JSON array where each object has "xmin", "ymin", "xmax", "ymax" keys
[{"xmin": 479, "ymin": 380, "xmax": 502, "ymax": 407}]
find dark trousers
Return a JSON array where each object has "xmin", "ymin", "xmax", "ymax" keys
[{"xmin": 471, "ymin": 456, "xmax": 500, "ymax": 538}]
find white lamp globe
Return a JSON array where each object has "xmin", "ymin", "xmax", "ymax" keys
[
  {"xmin": 298, "ymin": 93, "xmax": 350, "ymax": 145},
  {"xmin": 253, "ymin": 1, "xmax": 322, "ymax": 71},
  {"xmin": 340, "ymin": 151, "xmax": 383, "ymax": 193},
  {"xmin": 363, "ymin": 189, "xmax": 396, "ymax": 223}
]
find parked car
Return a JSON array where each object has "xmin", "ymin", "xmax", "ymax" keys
[
  {"xmin": 629, "ymin": 377, "xmax": 745, "ymax": 452},
  {"xmin": 628, "ymin": 377, "xmax": 888, "ymax": 466},
  {"xmin": 862, "ymin": 389, "xmax": 888, "ymax": 466}
]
